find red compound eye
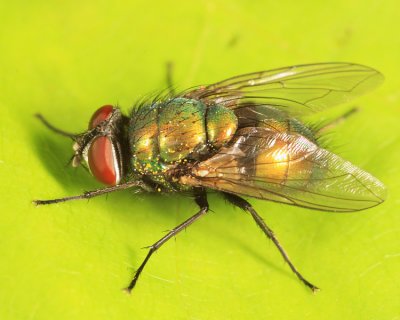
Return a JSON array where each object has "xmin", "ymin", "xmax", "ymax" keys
[
  {"xmin": 88, "ymin": 136, "xmax": 119, "ymax": 186},
  {"xmin": 89, "ymin": 105, "xmax": 114, "ymax": 129}
]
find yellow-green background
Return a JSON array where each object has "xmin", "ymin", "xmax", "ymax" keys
[{"xmin": 0, "ymin": 1, "xmax": 399, "ymax": 319}]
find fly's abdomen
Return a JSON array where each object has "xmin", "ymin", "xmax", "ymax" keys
[{"xmin": 129, "ymin": 98, "xmax": 238, "ymax": 175}]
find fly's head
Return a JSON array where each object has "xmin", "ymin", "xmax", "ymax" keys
[{"xmin": 72, "ymin": 105, "xmax": 128, "ymax": 186}]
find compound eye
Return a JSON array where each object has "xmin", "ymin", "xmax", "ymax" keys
[
  {"xmin": 89, "ymin": 105, "xmax": 114, "ymax": 129},
  {"xmin": 88, "ymin": 136, "xmax": 120, "ymax": 186}
]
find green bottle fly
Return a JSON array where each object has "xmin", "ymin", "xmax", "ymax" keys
[{"xmin": 34, "ymin": 63, "xmax": 386, "ymax": 294}]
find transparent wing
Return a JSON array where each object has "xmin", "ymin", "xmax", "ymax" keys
[
  {"xmin": 184, "ymin": 62, "xmax": 383, "ymax": 116},
  {"xmin": 183, "ymin": 127, "xmax": 386, "ymax": 212}
]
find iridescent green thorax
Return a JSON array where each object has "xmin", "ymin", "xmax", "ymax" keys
[
  {"xmin": 129, "ymin": 98, "xmax": 238, "ymax": 180},
  {"xmin": 158, "ymin": 98, "xmax": 207, "ymax": 162},
  {"xmin": 206, "ymin": 105, "xmax": 238, "ymax": 149}
]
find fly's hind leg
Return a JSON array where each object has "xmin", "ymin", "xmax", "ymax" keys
[
  {"xmin": 316, "ymin": 107, "xmax": 358, "ymax": 134},
  {"xmin": 124, "ymin": 188, "xmax": 209, "ymax": 294},
  {"xmin": 223, "ymin": 192, "xmax": 319, "ymax": 292}
]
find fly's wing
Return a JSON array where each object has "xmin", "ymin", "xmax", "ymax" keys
[
  {"xmin": 183, "ymin": 127, "xmax": 386, "ymax": 212},
  {"xmin": 184, "ymin": 63, "xmax": 383, "ymax": 116}
]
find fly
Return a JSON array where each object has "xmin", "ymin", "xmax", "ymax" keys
[{"xmin": 34, "ymin": 62, "xmax": 386, "ymax": 293}]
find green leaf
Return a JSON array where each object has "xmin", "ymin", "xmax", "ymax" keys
[{"xmin": 1, "ymin": 1, "xmax": 399, "ymax": 319}]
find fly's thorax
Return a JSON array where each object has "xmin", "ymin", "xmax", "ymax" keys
[
  {"xmin": 206, "ymin": 105, "xmax": 238, "ymax": 149},
  {"xmin": 129, "ymin": 103, "xmax": 161, "ymax": 175},
  {"xmin": 158, "ymin": 98, "xmax": 207, "ymax": 162},
  {"xmin": 129, "ymin": 98, "xmax": 238, "ymax": 175}
]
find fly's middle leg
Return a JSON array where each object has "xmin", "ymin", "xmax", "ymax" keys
[
  {"xmin": 166, "ymin": 61, "xmax": 176, "ymax": 96},
  {"xmin": 124, "ymin": 188, "xmax": 209, "ymax": 293}
]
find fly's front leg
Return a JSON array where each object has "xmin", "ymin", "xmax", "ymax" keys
[
  {"xmin": 33, "ymin": 181, "xmax": 144, "ymax": 205},
  {"xmin": 124, "ymin": 188, "xmax": 209, "ymax": 294},
  {"xmin": 35, "ymin": 113, "xmax": 77, "ymax": 139},
  {"xmin": 223, "ymin": 192, "xmax": 319, "ymax": 292}
]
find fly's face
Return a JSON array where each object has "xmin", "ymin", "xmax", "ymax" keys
[{"xmin": 72, "ymin": 105, "xmax": 126, "ymax": 186}]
